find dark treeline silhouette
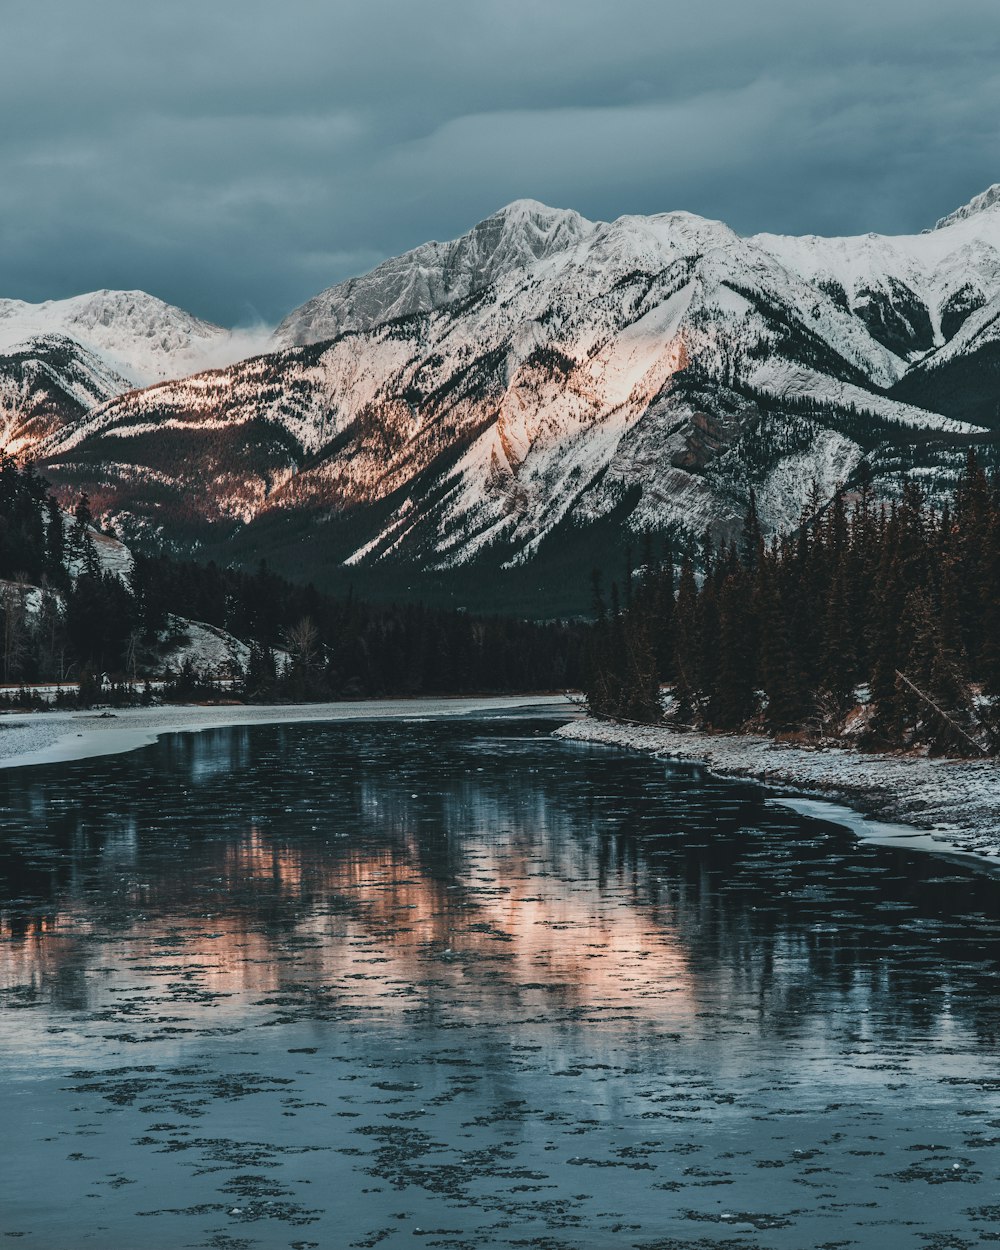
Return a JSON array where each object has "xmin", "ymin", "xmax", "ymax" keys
[
  {"xmin": 586, "ymin": 453, "xmax": 1000, "ymax": 757},
  {"xmin": 0, "ymin": 457, "xmax": 584, "ymax": 700}
]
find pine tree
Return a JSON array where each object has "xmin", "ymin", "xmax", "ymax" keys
[
  {"xmin": 672, "ymin": 559, "xmax": 700, "ymax": 722},
  {"xmin": 70, "ymin": 494, "xmax": 100, "ymax": 577},
  {"xmin": 45, "ymin": 497, "xmax": 67, "ymax": 582},
  {"xmin": 980, "ymin": 509, "xmax": 1000, "ymax": 697},
  {"xmin": 711, "ymin": 570, "xmax": 756, "ymax": 729},
  {"xmin": 819, "ymin": 549, "xmax": 856, "ymax": 714},
  {"xmin": 651, "ymin": 541, "xmax": 676, "ymax": 682},
  {"xmin": 740, "ymin": 488, "xmax": 765, "ymax": 574},
  {"xmin": 897, "ymin": 589, "xmax": 979, "ymax": 755},
  {"xmin": 755, "ymin": 558, "xmax": 808, "ymax": 731}
]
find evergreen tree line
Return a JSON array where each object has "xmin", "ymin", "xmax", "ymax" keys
[
  {"xmin": 0, "ymin": 457, "xmax": 585, "ymax": 700},
  {"xmin": 586, "ymin": 453, "xmax": 1000, "ymax": 756}
]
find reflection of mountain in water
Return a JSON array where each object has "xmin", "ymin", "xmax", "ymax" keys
[{"xmin": 1, "ymin": 720, "xmax": 998, "ymax": 1060}]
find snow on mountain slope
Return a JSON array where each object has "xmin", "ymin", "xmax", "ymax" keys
[
  {"xmin": 753, "ymin": 193, "xmax": 1000, "ymax": 356},
  {"xmin": 888, "ymin": 289, "xmax": 1000, "ymax": 428},
  {"xmin": 0, "ymin": 290, "xmax": 273, "ymax": 460},
  {"xmin": 0, "ymin": 334, "xmax": 133, "ymax": 455},
  {"xmin": 933, "ymin": 183, "xmax": 1000, "ymax": 230},
  {"xmin": 32, "ymin": 187, "xmax": 1000, "ymax": 583},
  {"xmin": 275, "ymin": 202, "xmax": 904, "ymax": 386},
  {"xmin": 273, "ymin": 200, "xmax": 594, "ymax": 347},
  {"xmin": 0, "ymin": 289, "xmax": 268, "ymax": 389}
]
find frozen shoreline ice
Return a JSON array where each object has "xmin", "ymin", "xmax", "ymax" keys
[
  {"xmin": 0, "ymin": 695, "xmax": 577, "ymax": 771},
  {"xmin": 557, "ymin": 717, "xmax": 1000, "ymax": 871}
]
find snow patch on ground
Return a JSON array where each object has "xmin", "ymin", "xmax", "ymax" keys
[{"xmin": 161, "ymin": 615, "xmax": 250, "ymax": 674}]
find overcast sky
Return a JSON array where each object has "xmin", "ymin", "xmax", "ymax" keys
[{"xmin": 1, "ymin": 0, "xmax": 997, "ymax": 326}]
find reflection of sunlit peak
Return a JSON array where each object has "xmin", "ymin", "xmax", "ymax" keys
[
  {"xmin": 0, "ymin": 820, "xmax": 700, "ymax": 1042},
  {"xmin": 225, "ymin": 826, "xmax": 305, "ymax": 892}
]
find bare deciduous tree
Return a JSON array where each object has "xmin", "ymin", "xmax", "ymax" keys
[{"xmin": 284, "ymin": 616, "xmax": 320, "ymax": 673}]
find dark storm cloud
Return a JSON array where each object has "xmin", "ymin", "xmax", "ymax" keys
[{"xmin": 1, "ymin": 0, "xmax": 997, "ymax": 324}]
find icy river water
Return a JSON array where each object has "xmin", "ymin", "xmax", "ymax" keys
[{"xmin": 1, "ymin": 715, "xmax": 999, "ymax": 1250}]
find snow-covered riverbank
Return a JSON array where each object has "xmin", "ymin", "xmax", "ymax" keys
[
  {"xmin": 0, "ymin": 695, "xmax": 578, "ymax": 771},
  {"xmin": 557, "ymin": 718, "xmax": 1000, "ymax": 867}
]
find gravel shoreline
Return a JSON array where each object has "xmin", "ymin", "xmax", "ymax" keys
[{"xmin": 556, "ymin": 717, "xmax": 1000, "ymax": 869}]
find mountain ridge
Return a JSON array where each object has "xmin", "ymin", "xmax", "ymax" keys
[
  {"xmin": 5, "ymin": 184, "xmax": 1000, "ymax": 611},
  {"xmin": 933, "ymin": 183, "xmax": 1000, "ymax": 231}
]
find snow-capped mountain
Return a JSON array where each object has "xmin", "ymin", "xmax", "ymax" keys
[
  {"xmin": 273, "ymin": 200, "xmax": 594, "ymax": 347},
  {"xmin": 0, "ymin": 334, "xmax": 133, "ymax": 455},
  {"xmin": 28, "ymin": 187, "xmax": 1000, "ymax": 589},
  {"xmin": 0, "ymin": 290, "xmax": 274, "ymax": 454},
  {"xmin": 0, "ymin": 289, "xmax": 276, "ymax": 388},
  {"xmin": 933, "ymin": 183, "xmax": 1000, "ymax": 230},
  {"xmin": 754, "ymin": 202, "xmax": 1000, "ymax": 356}
]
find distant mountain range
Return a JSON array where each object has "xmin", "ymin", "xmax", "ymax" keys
[{"xmin": 4, "ymin": 185, "xmax": 1000, "ymax": 610}]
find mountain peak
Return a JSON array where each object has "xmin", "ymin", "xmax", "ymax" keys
[
  {"xmin": 455, "ymin": 198, "xmax": 593, "ymax": 271},
  {"xmin": 489, "ymin": 196, "xmax": 568, "ymax": 218},
  {"xmin": 483, "ymin": 197, "xmax": 591, "ymax": 231},
  {"xmin": 274, "ymin": 199, "xmax": 594, "ymax": 348},
  {"xmin": 933, "ymin": 183, "xmax": 1000, "ymax": 230},
  {"xmin": 0, "ymin": 288, "xmax": 265, "ymax": 390}
]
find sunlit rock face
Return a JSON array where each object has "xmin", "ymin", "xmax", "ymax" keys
[
  {"xmin": 0, "ymin": 335, "xmax": 132, "ymax": 456},
  {"xmin": 14, "ymin": 186, "xmax": 1000, "ymax": 570},
  {"xmin": 0, "ymin": 292, "xmax": 270, "ymax": 462}
]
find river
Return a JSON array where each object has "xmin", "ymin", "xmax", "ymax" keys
[{"xmin": 1, "ymin": 715, "xmax": 998, "ymax": 1248}]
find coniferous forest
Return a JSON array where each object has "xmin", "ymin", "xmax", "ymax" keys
[
  {"xmin": 585, "ymin": 454, "xmax": 1000, "ymax": 757},
  {"xmin": 0, "ymin": 457, "xmax": 585, "ymax": 703},
  {"xmin": 8, "ymin": 441, "xmax": 1000, "ymax": 754}
]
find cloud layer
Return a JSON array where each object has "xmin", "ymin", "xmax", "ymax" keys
[{"xmin": 1, "ymin": 0, "xmax": 997, "ymax": 324}]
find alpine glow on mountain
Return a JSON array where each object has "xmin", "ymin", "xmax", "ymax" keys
[{"xmin": 4, "ymin": 185, "xmax": 1000, "ymax": 587}]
